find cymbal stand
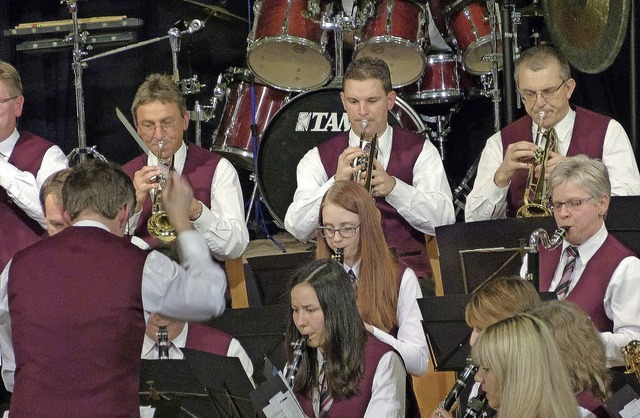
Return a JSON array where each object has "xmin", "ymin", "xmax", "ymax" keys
[
  {"xmin": 500, "ymin": 0, "xmax": 517, "ymax": 125},
  {"xmin": 487, "ymin": 0, "xmax": 503, "ymax": 132},
  {"xmin": 423, "ymin": 104, "xmax": 460, "ymax": 161},
  {"xmin": 321, "ymin": 10, "xmax": 357, "ymax": 86},
  {"xmin": 63, "ymin": 0, "xmax": 106, "ymax": 164}
]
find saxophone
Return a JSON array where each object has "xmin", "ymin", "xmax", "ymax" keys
[
  {"xmin": 157, "ymin": 326, "xmax": 170, "ymax": 360},
  {"xmin": 622, "ymin": 340, "xmax": 640, "ymax": 382},
  {"xmin": 525, "ymin": 227, "xmax": 567, "ymax": 289},
  {"xmin": 517, "ymin": 111, "xmax": 557, "ymax": 218},
  {"xmin": 284, "ymin": 337, "xmax": 307, "ymax": 388},
  {"xmin": 147, "ymin": 140, "xmax": 177, "ymax": 243}
]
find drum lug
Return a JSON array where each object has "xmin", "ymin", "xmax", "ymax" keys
[{"xmin": 386, "ymin": 0, "xmax": 394, "ymax": 33}]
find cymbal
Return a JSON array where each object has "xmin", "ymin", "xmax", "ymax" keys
[
  {"xmin": 180, "ymin": 0, "xmax": 248, "ymax": 23},
  {"xmin": 542, "ymin": 0, "xmax": 630, "ymax": 74}
]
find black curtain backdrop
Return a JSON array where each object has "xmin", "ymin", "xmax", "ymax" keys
[{"xmin": 1, "ymin": 0, "xmax": 638, "ymax": 202}]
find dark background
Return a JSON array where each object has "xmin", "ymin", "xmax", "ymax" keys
[{"xmin": 1, "ymin": 0, "xmax": 637, "ymax": 225}]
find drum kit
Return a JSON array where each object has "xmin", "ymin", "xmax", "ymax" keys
[{"xmin": 197, "ymin": 0, "xmax": 507, "ymax": 228}]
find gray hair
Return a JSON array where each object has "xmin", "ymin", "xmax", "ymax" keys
[
  {"xmin": 515, "ymin": 45, "xmax": 571, "ymax": 88},
  {"xmin": 547, "ymin": 155, "xmax": 611, "ymax": 199}
]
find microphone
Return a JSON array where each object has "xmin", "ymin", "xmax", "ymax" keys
[{"xmin": 187, "ymin": 19, "xmax": 204, "ymax": 34}]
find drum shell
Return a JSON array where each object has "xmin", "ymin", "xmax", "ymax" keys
[
  {"xmin": 247, "ymin": 0, "xmax": 332, "ymax": 92},
  {"xmin": 354, "ymin": 0, "xmax": 429, "ymax": 88},
  {"xmin": 257, "ymin": 88, "xmax": 425, "ymax": 226}
]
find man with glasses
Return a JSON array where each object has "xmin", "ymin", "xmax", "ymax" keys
[
  {"xmin": 123, "ymin": 74, "xmax": 248, "ymax": 261},
  {"xmin": 0, "ymin": 61, "xmax": 68, "ymax": 271},
  {"xmin": 465, "ymin": 45, "xmax": 640, "ymax": 222},
  {"xmin": 522, "ymin": 155, "xmax": 640, "ymax": 367}
]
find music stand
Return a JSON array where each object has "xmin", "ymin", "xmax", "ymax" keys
[
  {"xmin": 182, "ymin": 349, "xmax": 255, "ymax": 418},
  {"xmin": 246, "ymin": 252, "xmax": 314, "ymax": 305},
  {"xmin": 206, "ymin": 305, "xmax": 289, "ymax": 384},
  {"xmin": 139, "ymin": 359, "xmax": 215, "ymax": 417},
  {"xmin": 435, "ymin": 216, "xmax": 557, "ymax": 294}
]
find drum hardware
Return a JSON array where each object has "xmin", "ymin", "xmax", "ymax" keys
[
  {"xmin": 320, "ymin": 9, "xmax": 360, "ymax": 86},
  {"xmin": 179, "ymin": 0, "xmax": 248, "ymax": 23},
  {"xmin": 425, "ymin": 106, "xmax": 458, "ymax": 161}
]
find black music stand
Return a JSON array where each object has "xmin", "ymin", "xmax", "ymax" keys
[
  {"xmin": 182, "ymin": 349, "xmax": 255, "ymax": 418},
  {"xmin": 419, "ymin": 295, "xmax": 472, "ymax": 372},
  {"xmin": 606, "ymin": 196, "xmax": 640, "ymax": 255},
  {"xmin": 206, "ymin": 304, "xmax": 289, "ymax": 385},
  {"xmin": 435, "ymin": 216, "xmax": 557, "ymax": 294},
  {"xmin": 246, "ymin": 252, "xmax": 314, "ymax": 306},
  {"xmin": 139, "ymin": 359, "xmax": 214, "ymax": 418}
]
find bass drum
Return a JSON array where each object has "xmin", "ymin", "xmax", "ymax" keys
[{"xmin": 257, "ymin": 88, "xmax": 426, "ymax": 227}]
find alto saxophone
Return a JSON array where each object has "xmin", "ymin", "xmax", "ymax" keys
[
  {"xmin": 147, "ymin": 140, "xmax": 177, "ymax": 243},
  {"xmin": 517, "ymin": 111, "xmax": 557, "ymax": 218},
  {"xmin": 284, "ymin": 337, "xmax": 307, "ymax": 388},
  {"xmin": 622, "ymin": 340, "xmax": 640, "ymax": 382}
]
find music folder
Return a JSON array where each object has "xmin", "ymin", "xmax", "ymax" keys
[{"xmin": 250, "ymin": 372, "xmax": 305, "ymax": 418}]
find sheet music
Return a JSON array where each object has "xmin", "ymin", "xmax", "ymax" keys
[{"xmin": 620, "ymin": 398, "xmax": 640, "ymax": 418}]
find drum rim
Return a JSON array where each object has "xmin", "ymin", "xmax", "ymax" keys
[
  {"xmin": 353, "ymin": 39, "xmax": 427, "ymax": 87},
  {"xmin": 256, "ymin": 87, "xmax": 425, "ymax": 226},
  {"xmin": 461, "ymin": 35, "xmax": 502, "ymax": 75}
]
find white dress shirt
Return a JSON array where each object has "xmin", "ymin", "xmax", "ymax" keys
[
  {"xmin": 128, "ymin": 142, "xmax": 249, "ymax": 259},
  {"xmin": 521, "ymin": 224, "xmax": 640, "ymax": 367},
  {"xmin": 311, "ymin": 348, "xmax": 406, "ymax": 417},
  {"xmin": 349, "ymin": 260, "xmax": 429, "ymax": 376},
  {"xmin": 284, "ymin": 125, "xmax": 455, "ymax": 241},
  {"xmin": 465, "ymin": 109, "xmax": 640, "ymax": 222},
  {"xmin": 141, "ymin": 322, "xmax": 255, "ymax": 387},
  {"xmin": 0, "ymin": 221, "xmax": 228, "ymax": 391},
  {"xmin": 0, "ymin": 128, "xmax": 68, "ymax": 229}
]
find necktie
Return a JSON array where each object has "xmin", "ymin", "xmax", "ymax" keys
[
  {"xmin": 318, "ymin": 362, "xmax": 333, "ymax": 418},
  {"xmin": 347, "ymin": 269, "xmax": 356, "ymax": 284},
  {"xmin": 362, "ymin": 141, "xmax": 371, "ymax": 156},
  {"xmin": 555, "ymin": 246, "xmax": 578, "ymax": 300}
]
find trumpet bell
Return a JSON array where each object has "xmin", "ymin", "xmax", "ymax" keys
[{"xmin": 147, "ymin": 211, "xmax": 176, "ymax": 243}]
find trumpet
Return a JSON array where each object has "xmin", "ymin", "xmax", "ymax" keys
[
  {"xmin": 525, "ymin": 227, "xmax": 567, "ymax": 289},
  {"xmin": 147, "ymin": 140, "xmax": 177, "ymax": 243},
  {"xmin": 440, "ymin": 358, "xmax": 478, "ymax": 412},
  {"xmin": 284, "ymin": 337, "xmax": 307, "ymax": 389},
  {"xmin": 622, "ymin": 340, "xmax": 640, "ymax": 382},
  {"xmin": 157, "ymin": 326, "xmax": 170, "ymax": 360},
  {"xmin": 517, "ymin": 111, "xmax": 557, "ymax": 218},
  {"xmin": 352, "ymin": 119, "xmax": 379, "ymax": 193}
]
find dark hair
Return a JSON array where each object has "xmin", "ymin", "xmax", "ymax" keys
[
  {"xmin": 285, "ymin": 259, "xmax": 368, "ymax": 399},
  {"xmin": 344, "ymin": 57, "xmax": 392, "ymax": 94},
  {"xmin": 62, "ymin": 160, "xmax": 135, "ymax": 221}
]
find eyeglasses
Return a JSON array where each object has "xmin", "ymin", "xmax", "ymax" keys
[
  {"xmin": 519, "ymin": 80, "xmax": 566, "ymax": 103},
  {"xmin": 550, "ymin": 197, "xmax": 594, "ymax": 212},
  {"xmin": 317, "ymin": 225, "xmax": 360, "ymax": 238},
  {"xmin": 0, "ymin": 96, "xmax": 18, "ymax": 105},
  {"xmin": 138, "ymin": 120, "xmax": 180, "ymax": 134}
]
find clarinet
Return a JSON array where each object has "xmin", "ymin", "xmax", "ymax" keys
[
  {"xmin": 331, "ymin": 248, "xmax": 344, "ymax": 264},
  {"xmin": 439, "ymin": 358, "xmax": 478, "ymax": 411},
  {"xmin": 157, "ymin": 326, "xmax": 170, "ymax": 360},
  {"xmin": 284, "ymin": 337, "xmax": 307, "ymax": 388},
  {"xmin": 461, "ymin": 394, "xmax": 494, "ymax": 418}
]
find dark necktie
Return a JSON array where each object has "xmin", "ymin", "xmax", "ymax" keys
[
  {"xmin": 318, "ymin": 362, "xmax": 333, "ymax": 418},
  {"xmin": 347, "ymin": 269, "xmax": 357, "ymax": 284},
  {"xmin": 555, "ymin": 246, "xmax": 578, "ymax": 300}
]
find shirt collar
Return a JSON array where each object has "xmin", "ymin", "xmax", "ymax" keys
[
  {"xmin": 72, "ymin": 220, "xmax": 110, "ymax": 231},
  {"xmin": 0, "ymin": 128, "xmax": 20, "ymax": 159},
  {"xmin": 146, "ymin": 141, "xmax": 187, "ymax": 173},
  {"xmin": 532, "ymin": 108, "xmax": 575, "ymax": 147},
  {"xmin": 141, "ymin": 322, "xmax": 189, "ymax": 359}
]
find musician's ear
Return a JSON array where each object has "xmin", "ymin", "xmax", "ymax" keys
[{"xmin": 386, "ymin": 91, "xmax": 396, "ymax": 111}]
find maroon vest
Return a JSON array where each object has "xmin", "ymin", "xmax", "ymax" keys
[
  {"xmin": 539, "ymin": 234, "xmax": 635, "ymax": 332},
  {"xmin": 8, "ymin": 226, "xmax": 148, "ymax": 418},
  {"xmin": 576, "ymin": 391, "xmax": 610, "ymax": 418},
  {"xmin": 318, "ymin": 129, "xmax": 430, "ymax": 277},
  {"xmin": 296, "ymin": 336, "xmax": 395, "ymax": 417},
  {"xmin": 502, "ymin": 106, "xmax": 610, "ymax": 216},
  {"xmin": 0, "ymin": 131, "xmax": 52, "ymax": 270},
  {"xmin": 185, "ymin": 323, "xmax": 233, "ymax": 356},
  {"xmin": 122, "ymin": 142, "xmax": 220, "ymax": 248}
]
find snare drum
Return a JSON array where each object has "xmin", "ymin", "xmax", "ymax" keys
[
  {"xmin": 257, "ymin": 88, "xmax": 425, "ymax": 226},
  {"xmin": 404, "ymin": 54, "xmax": 463, "ymax": 106},
  {"xmin": 448, "ymin": 2, "xmax": 502, "ymax": 75},
  {"xmin": 211, "ymin": 68, "xmax": 290, "ymax": 171},
  {"xmin": 246, "ymin": 0, "xmax": 332, "ymax": 92},
  {"xmin": 354, "ymin": 0, "xmax": 429, "ymax": 88}
]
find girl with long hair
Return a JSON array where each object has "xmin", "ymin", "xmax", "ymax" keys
[{"xmin": 315, "ymin": 180, "xmax": 428, "ymax": 376}]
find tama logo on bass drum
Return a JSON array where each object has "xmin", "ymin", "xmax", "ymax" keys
[{"xmin": 295, "ymin": 112, "xmax": 350, "ymax": 132}]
